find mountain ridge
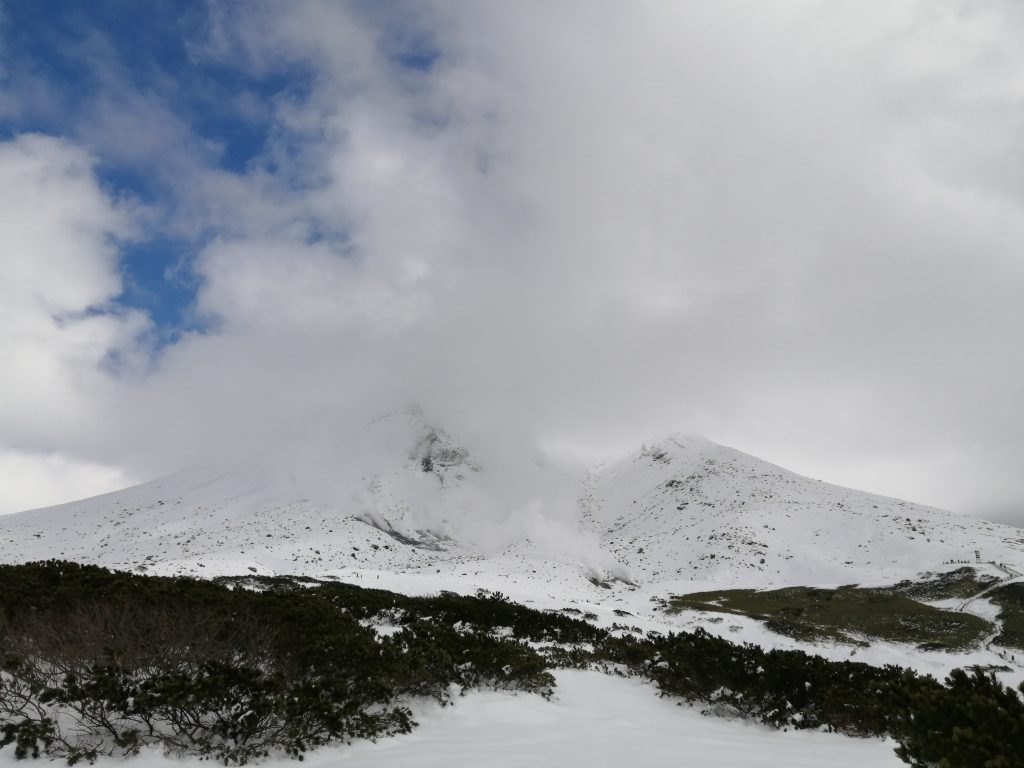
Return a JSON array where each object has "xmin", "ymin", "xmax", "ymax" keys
[{"xmin": 2, "ymin": 412, "xmax": 1022, "ymax": 594}]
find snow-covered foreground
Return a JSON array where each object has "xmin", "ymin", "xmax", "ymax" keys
[
  {"xmin": 0, "ymin": 671, "xmax": 901, "ymax": 768},
  {"xmin": 330, "ymin": 671, "xmax": 902, "ymax": 768}
]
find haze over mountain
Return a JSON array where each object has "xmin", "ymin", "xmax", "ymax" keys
[{"xmin": 5, "ymin": 409, "xmax": 1021, "ymax": 597}]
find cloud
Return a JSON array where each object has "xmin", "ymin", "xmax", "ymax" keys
[
  {"xmin": 5, "ymin": 1, "xmax": 1024, "ymax": 526},
  {"xmin": 0, "ymin": 448, "xmax": 131, "ymax": 514},
  {"xmin": 153, "ymin": 0, "xmax": 1024, "ymax": 515},
  {"xmin": 0, "ymin": 134, "xmax": 145, "ymax": 513}
]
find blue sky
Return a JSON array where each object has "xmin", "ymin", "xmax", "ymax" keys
[
  {"xmin": 1, "ymin": 0, "xmax": 311, "ymax": 339},
  {"xmin": 1, "ymin": 0, "xmax": 443, "ymax": 343}
]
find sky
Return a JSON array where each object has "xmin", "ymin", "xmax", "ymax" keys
[{"xmin": 1, "ymin": 0, "xmax": 1023, "ymax": 524}]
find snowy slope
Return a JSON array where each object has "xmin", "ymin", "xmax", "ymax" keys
[
  {"xmin": 3, "ymin": 415, "xmax": 1023, "ymax": 596},
  {"xmin": 0, "ymin": 411, "xmax": 497, "ymax": 577},
  {"xmin": 585, "ymin": 434, "xmax": 1024, "ymax": 588}
]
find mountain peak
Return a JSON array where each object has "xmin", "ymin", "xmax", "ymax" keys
[{"xmin": 2, "ymin": 422, "xmax": 1023, "ymax": 591}]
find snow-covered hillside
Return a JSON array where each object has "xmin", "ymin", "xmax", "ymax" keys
[
  {"xmin": 586, "ymin": 434, "xmax": 1024, "ymax": 587},
  {"xmin": 4, "ymin": 412, "xmax": 1021, "ymax": 595}
]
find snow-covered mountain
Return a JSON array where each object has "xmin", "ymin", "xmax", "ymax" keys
[
  {"xmin": 586, "ymin": 434, "xmax": 1024, "ymax": 587},
  {"xmin": 2, "ymin": 411, "xmax": 1023, "ymax": 594}
]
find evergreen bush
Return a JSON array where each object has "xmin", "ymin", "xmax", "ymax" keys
[{"xmin": 2, "ymin": 562, "xmax": 1022, "ymax": 767}]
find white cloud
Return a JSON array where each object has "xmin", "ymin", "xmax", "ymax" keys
[
  {"xmin": 147, "ymin": 0, "xmax": 1024, "ymax": 520},
  {"xmin": 5, "ymin": 2, "xmax": 1024, "ymax": 525},
  {"xmin": 0, "ymin": 134, "xmax": 145, "ymax": 513},
  {"xmin": 0, "ymin": 449, "xmax": 132, "ymax": 515}
]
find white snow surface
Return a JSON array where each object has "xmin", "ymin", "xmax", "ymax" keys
[
  {"xmin": 329, "ymin": 669, "xmax": 902, "ymax": 768},
  {"xmin": 5, "ymin": 412, "xmax": 1022, "ymax": 587},
  {"xmin": 3, "ymin": 412, "xmax": 1024, "ymax": 662}
]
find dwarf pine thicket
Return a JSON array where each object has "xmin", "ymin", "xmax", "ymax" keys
[{"xmin": 1, "ymin": 562, "xmax": 1022, "ymax": 767}]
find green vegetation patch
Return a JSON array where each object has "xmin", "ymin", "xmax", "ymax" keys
[
  {"xmin": 0, "ymin": 562, "xmax": 556, "ymax": 765},
  {"xmin": 988, "ymin": 582, "xmax": 1024, "ymax": 651},
  {"xmin": 666, "ymin": 584, "xmax": 991, "ymax": 649},
  {"xmin": 884, "ymin": 567, "xmax": 999, "ymax": 601},
  {"xmin": 3, "ymin": 562, "xmax": 1023, "ymax": 768}
]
